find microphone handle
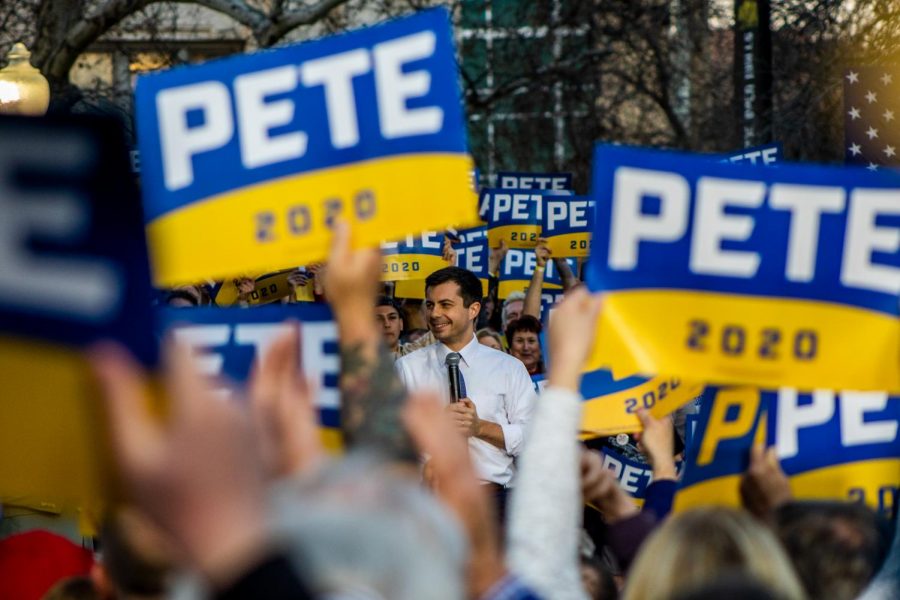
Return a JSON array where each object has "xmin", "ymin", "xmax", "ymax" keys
[{"xmin": 448, "ymin": 364, "xmax": 461, "ymax": 403}]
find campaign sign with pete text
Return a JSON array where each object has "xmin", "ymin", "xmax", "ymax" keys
[
  {"xmin": 136, "ymin": 8, "xmax": 477, "ymax": 287},
  {"xmin": 675, "ymin": 387, "xmax": 899, "ymax": 518},
  {"xmin": 586, "ymin": 145, "xmax": 900, "ymax": 391},
  {"xmin": 157, "ymin": 303, "xmax": 342, "ymax": 450},
  {"xmin": 0, "ymin": 115, "xmax": 156, "ymax": 525},
  {"xmin": 381, "ymin": 231, "xmax": 447, "ymax": 282},
  {"xmin": 540, "ymin": 195, "xmax": 594, "ymax": 258}
]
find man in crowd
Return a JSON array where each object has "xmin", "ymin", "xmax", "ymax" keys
[
  {"xmin": 395, "ymin": 267, "xmax": 537, "ymax": 521},
  {"xmin": 501, "ymin": 292, "xmax": 525, "ymax": 332},
  {"xmin": 375, "ymin": 296, "xmax": 405, "ymax": 355}
]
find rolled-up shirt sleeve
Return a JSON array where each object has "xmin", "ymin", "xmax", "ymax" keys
[{"xmin": 501, "ymin": 364, "xmax": 538, "ymax": 456}]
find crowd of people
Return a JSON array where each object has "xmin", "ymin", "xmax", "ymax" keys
[{"xmin": 2, "ymin": 226, "xmax": 898, "ymax": 600}]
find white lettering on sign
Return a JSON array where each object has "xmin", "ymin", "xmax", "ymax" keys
[
  {"xmin": 171, "ymin": 321, "xmax": 340, "ymax": 409},
  {"xmin": 300, "ymin": 49, "xmax": 371, "ymax": 149},
  {"xmin": 380, "ymin": 231, "xmax": 442, "ymax": 251},
  {"xmin": 776, "ymin": 389, "xmax": 898, "ymax": 460},
  {"xmin": 0, "ymin": 137, "xmax": 121, "ymax": 321},
  {"xmin": 491, "ymin": 193, "xmax": 543, "ymax": 222},
  {"xmin": 546, "ymin": 199, "xmax": 590, "ymax": 231},
  {"xmin": 609, "ymin": 167, "xmax": 689, "ymax": 270},
  {"xmin": 157, "ymin": 31, "xmax": 444, "ymax": 191},
  {"xmin": 689, "ymin": 177, "xmax": 764, "ymax": 278},
  {"xmin": 607, "ymin": 166, "xmax": 900, "ymax": 295},
  {"xmin": 769, "ymin": 184, "xmax": 845, "ymax": 282},
  {"xmin": 842, "ymin": 189, "xmax": 900, "ymax": 295},
  {"xmin": 726, "ymin": 147, "xmax": 779, "ymax": 165},
  {"xmin": 499, "ymin": 175, "xmax": 569, "ymax": 191}
]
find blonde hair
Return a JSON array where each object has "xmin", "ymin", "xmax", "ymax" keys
[{"xmin": 623, "ymin": 507, "xmax": 806, "ymax": 600}]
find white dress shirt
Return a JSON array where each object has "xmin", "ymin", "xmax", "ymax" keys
[{"xmin": 395, "ymin": 335, "xmax": 537, "ymax": 486}]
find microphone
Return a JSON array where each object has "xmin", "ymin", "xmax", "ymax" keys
[{"xmin": 445, "ymin": 352, "xmax": 462, "ymax": 403}]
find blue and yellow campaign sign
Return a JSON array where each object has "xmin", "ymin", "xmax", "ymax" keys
[
  {"xmin": 675, "ymin": 387, "xmax": 900, "ymax": 518},
  {"xmin": 481, "ymin": 189, "xmax": 545, "ymax": 249},
  {"xmin": 136, "ymin": 8, "xmax": 477, "ymax": 287},
  {"xmin": 497, "ymin": 171, "xmax": 573, "ymax": 191},
  {"xmin": 541, "ymin": 196, "xmax": 594, "ymax": 258},
  {"xmin": 381, "ymin": 231, "xmax": 447, "ymax": 281},
  {"xmin": 534, "ymin": 368, "xmax": 703, "ymax": 436},
  {"xmin": 579, "ymin": 370, "xmax": 704, "ymax": 436},
  {"xmin": 0, "ymin": 114, "xmax": 156, "ymax": 528},
  {"xmin": 393, "ymin": 227, "xmax": 489, "ymax": 299},
  {"xmin": 157, "ymin": 303, "xmax": 342, "ymax": 451},
  {"xmin": 585, "ymin": 144, "xmax": 900, "ymax": 392},
  {"xmin": 497, "ymin": 249, "xmax": 573, "ymax": 299},
  {"xmin": 213, "ymin": 269, "xmax": 300, "ymax": 306}
]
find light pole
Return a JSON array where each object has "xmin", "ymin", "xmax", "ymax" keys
[{"xmin": 0, "ymin": 43, "xmax": 50, "ymax": 116}]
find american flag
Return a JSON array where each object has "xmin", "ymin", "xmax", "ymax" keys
[{"xmin": 844, "ymin": 67, "xmax": 900, "ymax": 170}]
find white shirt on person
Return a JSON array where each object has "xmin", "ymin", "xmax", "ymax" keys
[{"xmin": 395, "ymin": 335, "xmax": 537, "ymax": 486}]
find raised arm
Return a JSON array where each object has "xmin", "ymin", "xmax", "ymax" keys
[
  {"xmin": 523, "ymin": 240, "xmax": 550, "ymax": 319},
  {"xmin": 324, "ymin": 222, "xmax": 416, "ymax": 463},
  {"xmin": 506, "ymin": 287, "xmax": 603, "ymax": 600}
]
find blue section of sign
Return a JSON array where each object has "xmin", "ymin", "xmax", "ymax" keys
[
  {"xmin": 0, "ymin": 115, "xmax": 157, "ymax": 366},
  {"xmin": 721, "ymin": 142, "xmax": 782, "ymax": 166},
  {"xmin": 455, "ymin": 226, "xmax": 490, "ymax": 278},
  {"xmin": 381, "ymin": 231, "xmax": 445, "ymax": 256},
  {"xmin": 679, "ymin": 387, "xmax": 762, "ymax": 487},
  {"xmin": 136, "ymin": 8, "xmax": 466, "ymax": 222},
  {"xmin": 157, "ymin": 303, "xmax": 339, "ymax": 424},
  {"xmin": 540, "ymin": 195, "xmax": 594, "ymax": 235},
  {"xmin": 497, "ymin": 171, "xmax": 573, "ymax": 191},
  {"xmin": 764, "ymin": 391, "xmax": 900, "ymax": 474},
  {"xmin": 581, "ymin": 368, "xmax": 650, "ymax": 398},
  {"xmin": 587, "ymin": 144, "xmax": 900, "ymax": 316}
]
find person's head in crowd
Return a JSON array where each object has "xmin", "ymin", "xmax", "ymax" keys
[
  {"xmin": 505, "ymin": 315, "xmax": 543, "ymax": 375},
  {"xmin": 424, "ymin": 267, "xmax": 482, "ymax": 350},
  {"xmin": 670, "ymin": 573, "xmax": 787, "ymax": 600},
  {"xmin": 477, "ymin": 295, "xmax": 496, "ymax": 329},
  {"xmin": 774, "ymin": 501, "xmax": 889, "ymax": 600},
  {"xmin": 375, "ymin": 296, "xmax": 404, "ymax": 352},
  {"xmin": 476, "ymin": 328, "xmax": 504, "ymax": 352},
  {"xmin": 403, "ymin": 328, "xmax": 429, "ymax": 344},
  {"xmin": 41, "ymin": 576, "xmax": 99, "ymax": 600},
  {"xmin": 623, "ymin": 507, "xmax": 805, "ymax": 600},
  {"xmin": 501, "ymin": 292, "xmax": 525, "ymax": 331},
  {"xmin": 92, "ymin": 507, "xmax": 174, "ymax": 600}
]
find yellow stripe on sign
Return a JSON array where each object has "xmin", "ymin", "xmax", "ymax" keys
[
  {"xmin": 487, "ymin": 224, "xmax": 541, "ymax": 249},
  {"xmin": 584, "ymin": 290, "xmax": 900, "ymax": 392},
  {"xmin": 544, "ymin": 232, "xmax": 591, "ymax": 258},
  {"xmin": 580, "ymin": 377, "xmax": 704, "ymax": 436},
  {"xmin": 675, "ymin": 459, "xmax": 900, "ymax": 514},
  {"xmin": 320, "ymin": 427, "xmax": 344, "ymax": 453},
  {"xmin": 0, "ymin": 335, "xmax": 115, "ymax": 531},
  {"xmin": 381, "ymin": 254, "xmax": 448, "ymax": 282},
  {"xmin": 674, "ymin": 475, "xmax": 743, "ymax": 512},
  {"xmin": 147, "ymin": 153, "xmax": 479, "ymax": 287}
]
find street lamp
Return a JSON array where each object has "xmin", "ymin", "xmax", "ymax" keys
[{"xmin": 0, "ymin": 43, "xmax": 50, "ymax": 116}]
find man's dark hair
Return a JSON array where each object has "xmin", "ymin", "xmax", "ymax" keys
[
  {"xmin": 505, "ymin": 315, "xmax": 543, "ymax": 343},
  {"xmin": 375, "ymin": 295, "xmax": 402, "ymax": 314},
  {"xmin": 425, "ymin": 267, "xmax": 483, "ymax": 308},
  {"xmin": 774, "ymin": 501, "xmax": 891, "ymax": 600}
]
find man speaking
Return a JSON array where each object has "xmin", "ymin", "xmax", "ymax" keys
[{"xmin": 395, "ymin": 267, "xmax": 537, "ymax": 520}]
